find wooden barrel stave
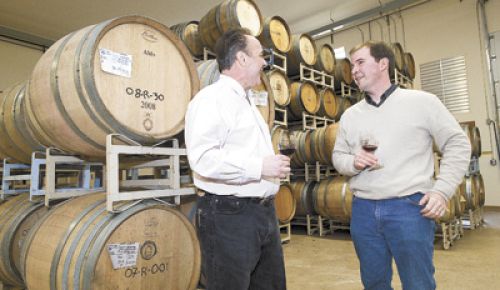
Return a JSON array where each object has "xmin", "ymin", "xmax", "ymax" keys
[
  {"xmin": 290, "ymin": 181, "xmax": 316, "ymax": 216},
  {"xmin": 27, "ymin": 16, "xmax": 199, "ymax": 159},
  {"xmin": 313, "ymin": 43, "xmax": 335, "ymax": 74},
  {"xmin": 0, "ymin": 194, "xmax": 50, "ymax": 287},
  {"xmin": 258, "ymin": 16, "xmax": 291, "ymax": 54},
  {"xmin": 274, "ymin": 184, "xmax": 296, "ymax": 224},
  {"xmin": 286, "ymin": 34, "xmax": 317, "ymax": 76},
  {"xmin": 170, "ymin": 21, "xmax": 204, "ymax": 58},
  {"xmin": 199, "ymin": 0, "xmax": 262, "ymax": 51},
  {"xmin": 288, "ymin": 81, "xmax": 319, "ymax": 120},
  {"xmin": 316, "ymin": 88, "xmax": 337, "ymax": 120},
  {"xmin": 267, "ymin": 69, "xmax": 290, "ymax": 107},
  {"xmin": 334, "ymin": 58, "xmax": 353, "ymax": 90},
  {"xmin": 403, "ymin": 52, "xmax": 415, "ymax": 80},
  {"xmin": 312, "ymin": 176, "xmax": 352, "ymax": 222},
  {"xmin": 391, "ymin": 42, "xmax": 404, "ymax": 71},
  {"xmin": 22, "ymin": 192, "xmax": 201, "ymax": 290}
]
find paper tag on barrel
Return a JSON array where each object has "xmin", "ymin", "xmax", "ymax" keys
[
  {"xmin": 99, "ymin": 48, "xmax": 132, "ymax": 78},
  {"xmin": 249, "ymin": 90, "xmax": 268, "ymax": 106},
  {"xmin": 107, "ymin": 242, "xmax": 140, "ymax": 269}
]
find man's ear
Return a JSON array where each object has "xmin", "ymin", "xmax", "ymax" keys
[
  {"xmin": 379, "ymin": 57, "xmax": 389, "ymax": 72},
  {"xmin": 236, "ymin": 51, "xmax": 246, "ymax": 66}
]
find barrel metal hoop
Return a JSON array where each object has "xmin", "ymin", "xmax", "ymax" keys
[
  {"xmin": 49, "ymin": 198, "xmax": 105, "ymax": 290},
  {"xmin": 73, "ymin": 25, "xmax": 114, "ymax": 137},
  {"xmin": 0, "ymin": 85, "xmax": 27, "ymax": 161},
  {"xmin": 81, "ymin": 201, "xmax": 156, "ymax": 290},
  {"xmin": 1, "ymin": 202, "xmax": 44, "ymax": 285},
  {"xmin": 62, "ymin": 202, "xmax": 109, "ymax": 290},
  {"xmin": 12, "ymin": 85, "xmax": 45, "ymax": 151},
  {"xmin": 19, "ymin": 198, "xmax": 70, "ymax": 283},
  {"xmin": 51, "ymin": 31, "xmax": 105, "ymax": 151}
]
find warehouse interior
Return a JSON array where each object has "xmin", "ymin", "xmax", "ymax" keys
[{"xmin": 1, "ymin": 0, "xmax": 500, "ymax": 289}]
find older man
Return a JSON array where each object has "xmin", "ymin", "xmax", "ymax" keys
[{"xmin": 185, "ymin": 28, "xmax": 289, "ymax": 290}]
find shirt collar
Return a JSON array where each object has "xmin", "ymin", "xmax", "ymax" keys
[
  {"xmin": 365, "ymin": 84, "xmax": 398, "ymax": 107},
  {"xmin": 220, "ymin": 74, "xmax": 247, "ymax": 99}
]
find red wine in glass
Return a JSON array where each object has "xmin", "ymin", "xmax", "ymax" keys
[
  {"xmin": 362, "ymin": 144, "xmax": 378, "ymax": 152},
  {"xmin": 279, "ymin": 147, "xmax": 296, "ymax": 156}
]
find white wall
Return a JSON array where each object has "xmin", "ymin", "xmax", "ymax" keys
[
  {"xmin": 0, "ymin": 40, "xmax": 43, "ymax": 90},
  {"xmin": 317, "ymin": 0, "xmax": 500, "ymax": 206}
]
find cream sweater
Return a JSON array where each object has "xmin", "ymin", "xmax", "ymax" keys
[{"xmin": 332, "ymin": 88, "xmax": 471, "ymax": 200}]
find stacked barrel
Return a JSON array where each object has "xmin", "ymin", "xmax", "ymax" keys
[
  {"xmin": 390, "ymin": 42, "xmax": 416, "ymax": 87},
  {"xmin": 0, "ymin": 15, "xmax": 204, "ymax": 290},
  {"xmin": 459, "ymin": 123, "xmax": 485, "ymax": 226},
  {"xmin": 434, "ymin": 122, "xmax": 484, "ymax": 248}
]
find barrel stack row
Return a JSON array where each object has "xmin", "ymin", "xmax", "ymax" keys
[
  {"xmin": 434, "ymin": 123, "xmax": 484, "ymax": 249},
  {"xmin": 0, "ymin": 15, "xmax": 200, "ymax": 164}
]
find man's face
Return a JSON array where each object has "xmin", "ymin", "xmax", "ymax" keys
[
  {"xmin": 243, "ymin": 36, "xmax": 266, "ymax": 88},
  {"xmin": 350, "ymin": 46, "xmax": 386, "ymax": 92}
]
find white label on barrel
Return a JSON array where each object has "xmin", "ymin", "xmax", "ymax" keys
[
  {"xmin": 249, "ymin": 90, "xmax": 268, "ymax": 106},
  {"xmin": 99, "ymin": 48, "xmax": 132, "ymax": 78},
  {"xmin": 107, "ymin": 242, "xmax": 139, "ymax": 269}
]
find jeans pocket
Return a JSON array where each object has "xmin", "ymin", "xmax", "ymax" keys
[
  {"xmin": 214, "ymin": 197, "xmax": 247, "ymax": 215},
  {"xmin": 403, "ymin": 192, "xmax": 424, "ymax": 207}
]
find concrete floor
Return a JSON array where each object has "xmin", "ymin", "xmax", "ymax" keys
[{"xmin": 283, "ymin": 208, "xmax": 500, "ymax": 290}]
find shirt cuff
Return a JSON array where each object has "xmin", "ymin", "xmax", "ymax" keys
[{"xmin": 246, "ymin": 157, "xmax": 262, "ymax": 181}]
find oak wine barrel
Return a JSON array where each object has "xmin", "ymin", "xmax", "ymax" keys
[
  {"xmin": 334, "ymin": 58, "xmax": 353, "ymax": 90},
  {"xmin": 274, "ymin": 184, "xmax": 296, "ymax": 224},
  {"xmin": 474, "ymin": 173, "xmax": 485, "ymax": 207},
  {"xmin": 288, "ymin": 81, "xmax": 319, "ymax": 120},
  {"xmin": 0, "ymin": 83, "xmax": 45, "ymax": 163},
  {"xmin": 251, "ymin": 71, "xmax": 276, "ymax": 129},
  {"xmin": 439, "ymin": 193, "xmax": 457, "ymax": 224},
  {"xmin": 258, "ymin": 16, "xmax": 291, "ymax": 54},
  {"xmin": 391, "ymin": 42, "xmax": 404, "ymax": 71},
  {"xmin": 199, "ymin": 0, "xmax": 263, "ymax": 51},
  {"xmin": 27, "ymin": 15, "xmax": 199, "ymax": 159},
  {"xmin": 471, "ymin": 126, "xmax": 481, "ymax": 158},
  {"xmin": 316, "ymin": 87, "xmax": 338, "ymax": 120},
  {"xmin": 267, "ymin": 69, "xmax": 290, "ymax": 107},
  {"xmin": 286, "ymin": 34, "xmax": 317, "ymax": 76},
  {"xmin": 170, "ymin": 21, "xmax": 204, "ymax": 58},
  {"xmin": 460, "ymin": 176, "xmax": 480, "ymax": 211},
  {"xmin": 0, "ymin": 194, "xmax": 50, "ymax": 288},
  {"xmin": 313, "ymin": 43, "xmax": 335, "ymax": 74},
  {"xmin": 312, "ymin": 176, "xmax": 352, "ymax": 222},
  {"xmin": 22, "ymin": 192, "xmax": 201, "ymax": 290},
  {"xmin": 460, "ymin": 123, "xmax": 481, "ymax": 158},
  {"xmin": 403, "ymin": 52, "xmax": 415, "ymax": 80},
  {"xmin": 311, "ymin": 123, "xmax": 339, "ymax": 166},
  {"xmin": 290, "ymin": 130, "xmax": 313, "ymax": 167},
  {"xmin": 290, "ymin": 181, "xmax": 316, "ymax": 216}
]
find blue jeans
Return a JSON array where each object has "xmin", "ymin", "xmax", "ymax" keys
[
  {"xmin": 197, "ymin": 193, "xmax": 286, "ymax": 290},
  {"xmin": 350, "ymin": 193, "xmax": 436, "ymax": 290}
]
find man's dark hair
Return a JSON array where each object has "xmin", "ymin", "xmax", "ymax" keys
[
  {"xmin": 350, "ymin": 41, "xmax": 395, "ymax": 75},
  {"xmin": 214, "ymin": 28, "xmax": 252, "ymax": 71}
]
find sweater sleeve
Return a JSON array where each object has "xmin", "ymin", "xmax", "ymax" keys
[
  {"xmin": 428, "ymin": 95, "xmax": 471, "ymax": 199},
  {"xmin": 332, "ymin": 117, "xmax": 363, "ymax": 176}
]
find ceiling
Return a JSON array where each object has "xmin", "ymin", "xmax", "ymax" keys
[{"xmin": 0, "ymin": 0, "xmax": 388, "ymax": 44}]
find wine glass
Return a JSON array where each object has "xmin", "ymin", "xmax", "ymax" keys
[
  {"xmin": 278, "ymin": 130, "xmax": 295, "ymax": 179},
  {"xmin": 278, "ymin": 130, "xmax": 296, "ymax": 157},
  {"xmin": 360, "ymin": 134, "xmax": 382, "ymax": 170}
]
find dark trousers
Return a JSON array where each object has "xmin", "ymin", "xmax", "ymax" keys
[{"xmin": 196, "ymin": 194, "xmax": 286, "ymax": 290}]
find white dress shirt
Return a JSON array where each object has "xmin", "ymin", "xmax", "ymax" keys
[{"xmin": 185, "ymin": 74, "xmax": 279, "ymax": 198}]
